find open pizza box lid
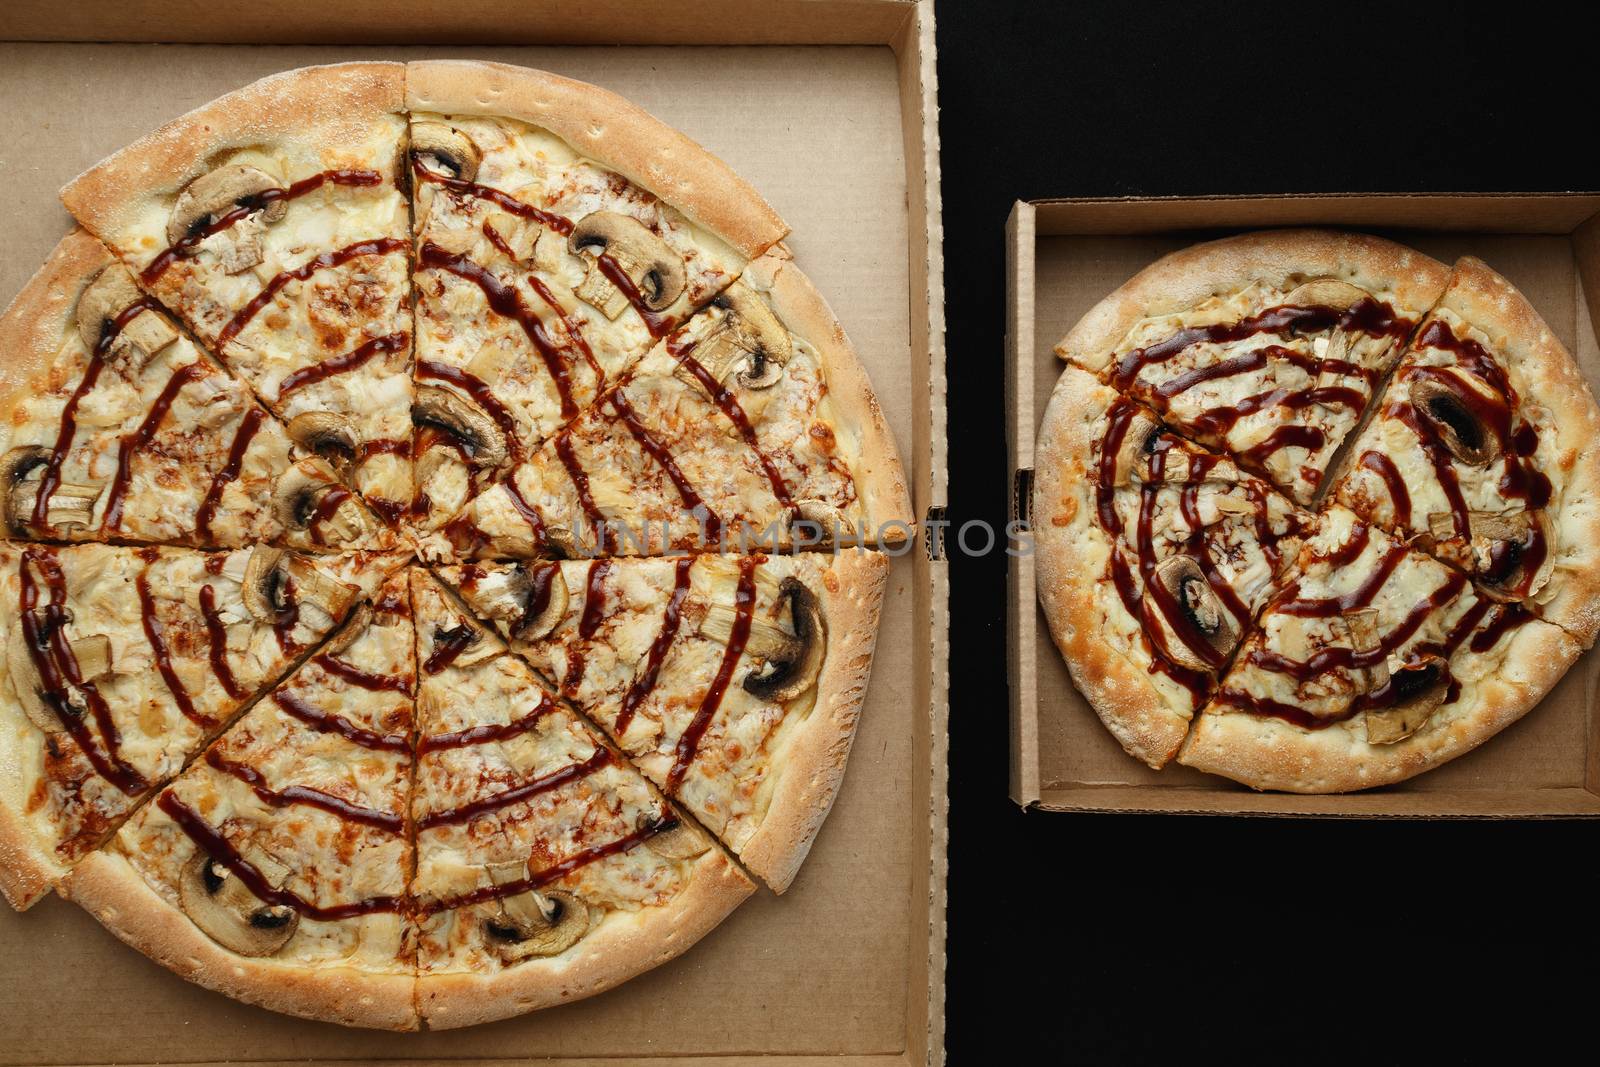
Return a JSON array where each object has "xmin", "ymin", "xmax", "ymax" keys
[
  {"xmin": 0, "ymin": 1, "xmax": 949, "ymax": 1063},
  {"xmin": 1007, "ymin": 194, "xmax": 1600, "ymax": 816}
]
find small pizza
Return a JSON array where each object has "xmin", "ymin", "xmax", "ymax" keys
[
  {"xmin": 60, "ymin": 63, "xmax": 416, "ymax": 523},
  {"xmin": 62, "ymin": 570, "xmax": 416, "ymax": 1028},
  {"xmin": 1179, "ymin": 507, "xmax": 1583, "ymax": 792},
  {"xmin": 439, "ymin": 549, "xmax": 889, "ymax": 890},
  {"xmin": 1, "ymin": 61, "xmax": 906, "ymax": 1028},
  {"xmin": 1333, "ymin": 256, "xmax": 1600, "ymax": 641},
  {"xmin": 1033, "ymin": 366, "xmax": 1310, "ymax": 766},
  {"xmin": 1057, "ymin": 230, "xmax": 1448, "ymax": 504},
  {"xmin": 426, "ymin": 254, "xmax": 912, "ymax": 559},
  {"xmin": 408, "ymin": 569, "xmax": 751, "ymax": 1028},
  {"xmin": 0, "ymin": 232, "xmax": 392, "ymax": 551},
  {"xmin": 0, "ymin": 542, "xmax": 392, "ymax": 908},
  {"xmin": 404, "ymin": 61, "xmax": 788, "ymax": 529},
  {"xmin": 1040, "ymin": 230, "xmax": 1600, "ymax": 792}
]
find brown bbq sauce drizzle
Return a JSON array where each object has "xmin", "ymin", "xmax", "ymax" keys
[
  {"xmin": 412, "ymin": 161, "xmax": 574, "ymax": 235},
  {"xmin": 305, "ymin": 484, "xmax": 354, "ymax": 547},
  {"xmin": 158, "ymin": 792, "xmax": 401, "ymax": 919},
  {"xmin": 669, "ymin": 337, "xmax": 796, "ymax": 510},
  {"xmin": 499, "ymin": 475, "xmax": 548, "ymax": 547},
  {"xmin": 563, "ymin": 560, "xmax": 613, "ymax": 693},
  {"xmin": 419, "ymin": 819, "xmax": 668, "ymax": 916},
  {"xmin": 141, "ymin": 169, "xmax": 385, "ymax": 285},
  {"xmin": 30, "ymin": 299, "xmax": 159, "ymax": 532},
  {"xmin": 553, "ymin": 432, "xmax": 615, "ymax": 554},
  {"xmin": 205, "ymin": 750, "xmax": 403, "ymax": 832},
  {"xmin": 594, "ymin": 252, "xmax": 673, "ymax": 338},
  {"xmin": 198, "ymin": 583, "xmax": 246, "ymax": 700},
  {"xmin": 312, "ymin": 653, "xmax": 413, "ymax": 695},
  {"xmin": 196, "ymin": 408, "xmax": 264, "ymax": 543},
  {"xmin": 526, "ymin": 273, "xmax": 605, "ymax": 379},
  {"xmin": 271, "ymin": 577, "xmax": 301, "ymax": 655},
  {"xmin": 615, "ymin": 556, "xmax": 695, "ymax": 736},
  {"xmin": 610, "ymin": 389, "xmax": 723, "ymax": 545},
  {"xmin": 103, "ymin": 362, "xmax": 211, "ymax": 531},
  {"xmin": 417, "ymin": 694, "xmax": 557, "ymax": 754},
  {"xmin": 1134, "ymin": 443, "xmax": 1228, "ymax": 673},
  {"xmin": 272, "ymin": 691, "xmax": 408, "ymax": 753},
  {"xmin": 277, "ymin": 331, "xmax": 409, "ymax": 398},
  {"xmin": 1357, "ymin": 451, "xmax": 1411, "ymax": 528},
  {"xmin": 17, "ymin": 547, "xmax": 147, "ymax": 794},
  {"xmin": 135, "ymin": 569, "xmax": 212, "ymax": 728},
  {"xmin": 216, "ymin": 238, "xmax": 406, "ymax": 349},
  {"xmin": 417, "ymin": 748, "xmax": 611, "ymax": 831},
  {"xmin": 1111, "ymin": 298, "xmax": 1408, "ymax": 392},
  {"xmin": 416, "ymin": 360, "xmax": 523, "ymax": 464},
  {"xmin": 422, "ymin": 625, "xmax": 480, "ymax": 676},
  {"xmin": 417, "ymin": 243, "xmax": 578, "ymax": 419},
  {"xmin": 667, "ymin": 556, "xmax": 757, "ymax": 793}
]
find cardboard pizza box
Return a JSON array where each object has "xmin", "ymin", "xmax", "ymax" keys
[
  {"xmin": 0, "ymin": 2, "xmax": 949, "ymax": 1064},
  {"xmin": 1008, "ymin": 193, "xmax": 1600, "ymax": 817}
]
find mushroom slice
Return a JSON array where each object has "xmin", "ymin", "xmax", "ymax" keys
[
  {"xmin": 641, "ymin": 813, "xmax": 711, "ymax": 860},
  {"xmin": 286, "ymin": 412, "xmax": 359, "ymax": 475},
  {"xmin": 1283, "ymin": 278, "xmax": 1370, "ymax": 312},
  {"xmin": 320, "ymin": 602, "xmax": 372, "ymax": 659},
  {"xmin": 1143, "ymin": 555, "xmax": 1239, "ymax": 673},
  {"xmin": 413, "ymin": 385, "xmax": 508, "ymax": 471},
  {"xmin": 791, "ymin": 499, "xmax": 856, "ymax": 545},
  {"xmin": 738, "ymin": 577, "xmax": 828, "ymax": 703},
  {"xmin": 411, "ymin": 120, "xmax": 481, "ymax": 183},
  {"xmin": 241, "ymin": 546, "xmax": 357, "ymax": 622},
  {"xmin": 568, "ymin": 211, "xmax": 687, "ymax": 317},
  {"xmin": 482, "ymin": 863, "xmax": 588, "ymax": 962},
  {"xmin": 1410, "ymin": 372, "xmax": 1500, "ymax": 467},
  {"xmin": 1, "ymin": 446, "xmax": 103, "ymax": 535},
  {"xmin": 677, "ymin": 282, "xmax": 793, "ymax": 392},
  {"xmin": 272, "ymin": 459, "xmax": 374, "ymax": 546},
  {"xmin": 178, "ymin": 851, "xmax": 298, "ymax": 957},
  {"xmin": 463, "ymin": 563, "xmax": 569, "ymax": 642},
  {"xmin": 1108, "ymin": 409, "xmax": 1164, "ymax": 486},
  {"xmin": 283, "ymin": 556, "xmax": 360, "ymax": 620},
  {"xmin": 166, "ymin": 164, "xmax": 288, "ymax": 249},
  {"xmin": 4, "ymin": 620, "xmax": 111, "ymax": 733},
  {"xmin": 75, "ymin": 264, "xmax": 177, "ymax": 366},
  {"xmin": 1470, "ymin": 510, "xmax": 1552, "ymax": 600},
  {"xmin": 1365, "ymin": 656, "xmax": 1449, "ymax": 744}
]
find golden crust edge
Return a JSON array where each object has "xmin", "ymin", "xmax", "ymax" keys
[
  {"xmin": 736, "ymin": 548, "xmax": 888, "ymax": 892},
  {"xmin": 743, "ymin": 250, "xmax": 916, "ymax": 540},
  {"xmin": 1177, "ymin": 616, "xmax": 1582, "ymax": 793},
  {"xmin": 1055, "ymin": 228, "xmax": 1451, "ymax": 373},
  {"xmin": 405, "ymin": 60, "xmax": 788, "ymax": 261},
  {"xmin": 1031, "ymin": 364, "xmax": 1192, "ymax": 768},
  {"xmin": 417, "ymin": 848, "xmax": 752, "ymax": 1029},
  {"xmin": 0, "ymin": 229, "xmax": 111, "ymax": 416},
  {"xmin": 60, "ymin": 62, "xmax": 406, "ymax": 241},
  {"xmin": 61, "ymin": 850, "xmax": 419, "ymax": 1030}
]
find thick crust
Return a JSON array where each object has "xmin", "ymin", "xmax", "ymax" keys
[
  {"xmin": 743, "ymin": 250, "xmax": 915, "ymax": 540},
  {"xmin": 1178, "ymin": 616, "xmax": 1582, "ymax": 793},
  {"xmin": 0, "ymin": 229, "xmax": 111, "ymax": 416},
  {"xmin": 1055, "ymin": 228, "xmax": 1450, "ymax": 373},
  {"xmin": 405, "ymin": 60, "xmax": 787, "ymax": 260},
  {"xmin": 0, "ymin": 793, "xmax": 58, "ymax": 911},
  {"xmin": 1032, "ymin": 365, "xmax": 1192, "ymax": 767},
  {"xmin": 737, "ymin": 549, "xmax": 889, "ymax": 892},
  {"xmin": 60, "ymin": 62, "xmax": 406, "ymax": 239},
  {"xmin": 1437, "ymin": 257, "xmax": 1600, "ymax": 647},
  {"xmin": 417, "ymin": 850, "xmax": 753, "ymax": 1029},
  {"xmin": 62, "ymin": 851, "xmax": 418, "ymax": 1030}
]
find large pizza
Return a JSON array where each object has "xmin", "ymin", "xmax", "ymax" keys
[
  {"xmin": 1034, "ymin": 229, "xmax": 1600, "ymax": 792},
  {"xmin": 0, "ymin": 62, "xmax": 910, "ymax": 1030}
]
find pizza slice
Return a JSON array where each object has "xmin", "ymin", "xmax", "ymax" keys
[
  {"xmin": 408, "ymin": 568, "xmax": 751, "ymax": 1028},
  {"xmin": 1056, "ymin": 229, "xmax": 1449, "ymax": 504},
  {"xmin": 1332, "ymin": 256, "xmax": 1600, "ymax": 645},
  {"xmin": 403, "ymin": 60, "xmax": 788, "ymax": 528},
  {"xmin": 436, "ymin": 548, "xmax": 888, "ymax": 891},
  {"xmin": 61, "ymin": 569, "xmax": 417, "ymax": 1029},
  {"xmin": 422, "ymin": 254, "xmax": 912, "ymax": 559},
  {"xmin": 0, "ymin": 231, "xmax": 393, "ymax": 551},
  {"xmin": 1179, "ymin": 506, "xmax": 1583, "ymax": 792},
  {"xmin": 0, "ymin": 542, "xmax": 396, "ymax": 909},
  {"xmin": 59, "ymin": 63, "xmax": 415, "ymax": 524},
  {"xmin": 1031, "ymin": 366, "xmax": 1312, "ymax": 767}
]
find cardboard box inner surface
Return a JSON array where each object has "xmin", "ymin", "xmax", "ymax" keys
[
  {"xmin": 1014, "ymin": 206, "xmax": 1600, "ymax": 815},
  {"xmin": 0, "ymin": 42, "xmax": 927, "ymax": 1064}
]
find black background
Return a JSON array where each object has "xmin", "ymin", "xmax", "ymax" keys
[{"xmin": 936, "ymin": 2, "xmax": 1600, "ymax": 1061}]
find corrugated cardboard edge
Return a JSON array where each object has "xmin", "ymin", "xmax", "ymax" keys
[
  {"xmin": 892, "ymin": 3, "xmax": 949, "ymax": 1064},
  {"xmin": 1005, "ymin": 201, "xmax": 1039, "ymax": 808},
  {"xmin": 1008, "ymin": 192, "xmax": 1600, "ymax": 819}
]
